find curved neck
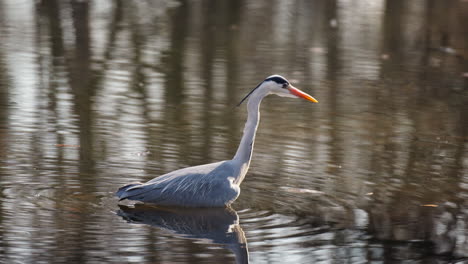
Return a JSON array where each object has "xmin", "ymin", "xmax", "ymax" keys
[{"xmin": 232, "ymin": 88, "xmax": 268, "ymax": 184}]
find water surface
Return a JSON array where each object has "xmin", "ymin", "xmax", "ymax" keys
[{"xmin": 0, "ymin": 0, "xmax": 467, "ymax": 263}]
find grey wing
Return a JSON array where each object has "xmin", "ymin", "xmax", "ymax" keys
[
  {"xmin": 118, "ymin": 161, "xmax": 233, "ymax": 205},
  {"xmin": 117, "ymin": 179, "xmax": 173, "ymax": 203},
  {"xmin": 118, "ymin": 170, "xmax": 207, "ymax": 203}
]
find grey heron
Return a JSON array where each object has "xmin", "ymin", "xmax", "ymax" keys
[{"xmin": 116, "ymin": 75, "xmax": 318, "ymax": 207}]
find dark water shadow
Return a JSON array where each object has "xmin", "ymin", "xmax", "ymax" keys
[{"xmin": 117, "ymin": 204, "xmax": 249, "ymax": 264}]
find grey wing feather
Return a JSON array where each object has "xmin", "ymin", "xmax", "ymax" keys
[
  {"xmin": 116, "ymin": 182, "xmax": 142, "ymax": 198},
  {"xmin": 117, "ymin": 161, "xmax": 235, "ymax": 206}
]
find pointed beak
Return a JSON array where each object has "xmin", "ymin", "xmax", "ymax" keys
[{"xmin": 288, "ymin": 85, "xmax": 319, "ymax": 103}]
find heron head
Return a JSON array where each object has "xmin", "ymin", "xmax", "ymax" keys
[{"xmin": 237, "ymin": 75, "xmax": 318, "ymax": 106}]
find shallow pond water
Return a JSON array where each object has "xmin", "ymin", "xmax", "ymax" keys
[{"xmin": 1, "ymin": 0, "xmax": 468, "ymax": 263}]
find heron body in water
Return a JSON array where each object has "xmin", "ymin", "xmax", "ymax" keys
[{"xmin": 116, "ymin": 75, "xmax": 318, "ymax": 207}]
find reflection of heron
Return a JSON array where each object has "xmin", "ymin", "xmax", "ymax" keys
[
  {"xmin": 116, "ymin": 75, "xmax": 318, "ymax": 207},
  {"xmin": 117, "ymin": 204, "xmax": 249, "ymax": 264}
]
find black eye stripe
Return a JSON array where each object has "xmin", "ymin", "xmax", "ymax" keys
[{"xmin": 265, "ymin": 76, "xmax": 289, "ymax": 85}]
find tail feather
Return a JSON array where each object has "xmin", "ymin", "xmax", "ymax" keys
[{"xmin": 116, "ymin": 182, "xmax": 142, "ymax": 200}]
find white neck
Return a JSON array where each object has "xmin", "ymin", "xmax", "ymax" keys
[{"xmin": 232, "ymin": 88, "xmax": 269, "ymax": 184}]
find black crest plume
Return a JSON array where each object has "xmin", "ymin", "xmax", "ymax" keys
[{"xmin": 236, "ymin": 75, "xmax": 289, "ymax": 106}]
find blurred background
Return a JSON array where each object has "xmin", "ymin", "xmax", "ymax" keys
[{"xmin": 0, "ymin": 0, "xmax": 467, "ymax": 263}]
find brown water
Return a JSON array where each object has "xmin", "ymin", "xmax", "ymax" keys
[{"xmin": 1, "ymin": 0, "xmax": 468, "ymax": 263}]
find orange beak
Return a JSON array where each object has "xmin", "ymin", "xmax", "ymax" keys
[{"xmin": 288, "ymin": 85, "xmax": 319, "ymax": 103}]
